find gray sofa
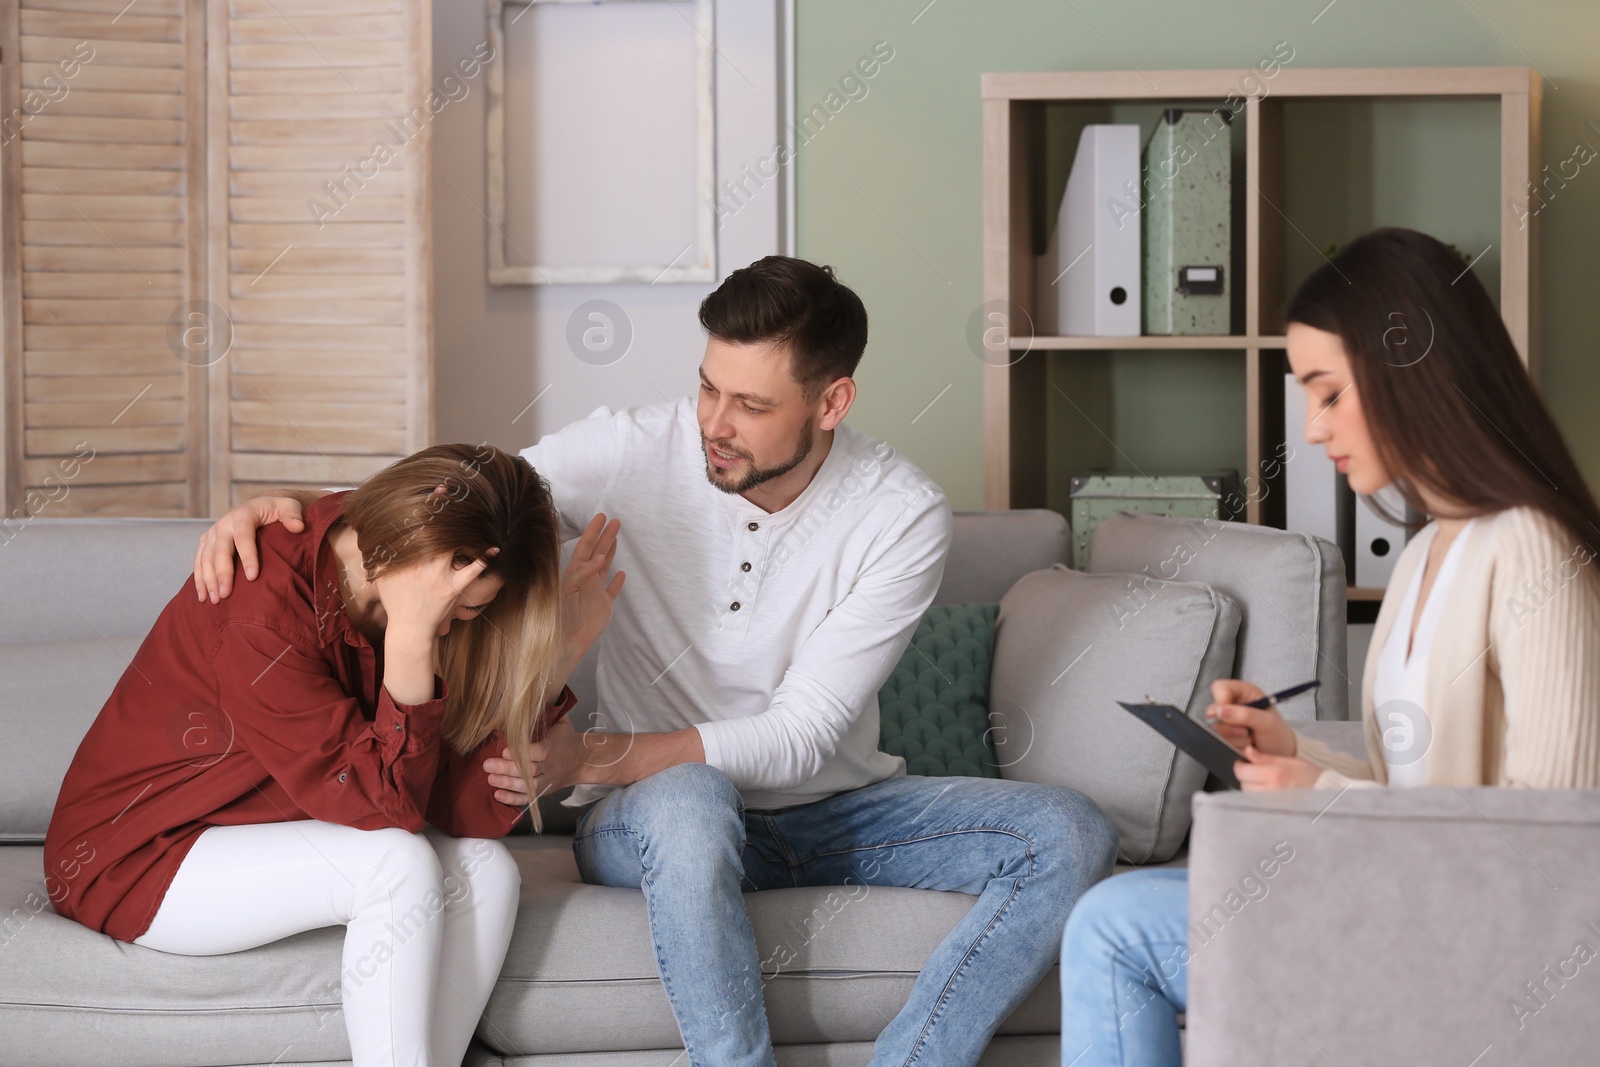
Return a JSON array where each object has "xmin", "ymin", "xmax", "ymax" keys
[{"xmin": 2, "ymin": 508, "xmax": 1350, "ymax": 1066}]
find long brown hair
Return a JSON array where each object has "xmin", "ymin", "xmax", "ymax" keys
[
  {"xmin": 340, "ymin": 443, "xmax": 564, "ymax": 830},
  {"xmin": 1286, "ymin": 227, "xmax": 1600, "ymax": 555}
]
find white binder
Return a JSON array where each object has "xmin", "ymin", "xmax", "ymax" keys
[
  {"xmin": 1356, "ymin": 486, "xmax": 1409, "ymax": 589},
  {"xmin": 1283, "ymin": 373, "xmax": 1338, "ymax": 544},
  {"xmin": 1037, "ymin": 124, "xmax": 1141, "ymax": 336}
]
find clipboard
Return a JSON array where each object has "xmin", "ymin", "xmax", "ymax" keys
[{"xmin": 1117, "ymin": 701, "xmax": 1243, "ymax": 790}]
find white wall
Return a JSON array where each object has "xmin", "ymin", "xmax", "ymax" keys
[{"xmin": 430, "ymin": 0, "xmax": 788, "ymax": 451}]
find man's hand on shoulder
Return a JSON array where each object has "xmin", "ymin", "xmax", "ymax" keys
[{"xmin": 193, "ymin": 491, "xmax": 322, "ymax": 604}]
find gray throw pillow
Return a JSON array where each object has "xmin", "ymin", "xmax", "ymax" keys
[
  {"xmin": 991, "ymin": 564, "xmax": 1241, "ymax": 863},
  {"xmin": 1088, "ymin": 511, "xmax": 1346, "ymax": 722}
]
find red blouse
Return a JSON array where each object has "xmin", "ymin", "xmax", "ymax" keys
[{"xmin": 43, "ymin": 491, "xmax": 575, "ymax": 942}]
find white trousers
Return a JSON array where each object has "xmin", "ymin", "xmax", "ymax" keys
[{"xmin": 132, "ymin": 820, "xmax": 521, "ymax": 1067}]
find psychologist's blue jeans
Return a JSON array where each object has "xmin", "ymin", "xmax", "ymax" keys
[
  {"xmin": 572, "ymin": 763, "xmax": 1118, "ymax": 1067},
  {"xmin": 1059, "ymin": 869, "xmax": 1190, "ymax": 1067}
]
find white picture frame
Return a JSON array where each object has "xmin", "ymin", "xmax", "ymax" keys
[{"xmin": 485, "ymin": 0, "xmax": 718, "ymax": 286}]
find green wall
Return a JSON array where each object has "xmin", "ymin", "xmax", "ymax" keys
[{"xmin": 795, "ymin": 0, "xmax": 1600, "ymax": 511}]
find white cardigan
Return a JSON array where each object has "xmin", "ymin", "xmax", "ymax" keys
[{"xmin": 1295, "ymin": 506, "xmax": 1600, "ymax": 789}]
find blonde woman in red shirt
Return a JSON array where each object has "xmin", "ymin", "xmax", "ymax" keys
[{"xmin": 44, "ymin": 443, "xmax": 623, "ymax": 1067}]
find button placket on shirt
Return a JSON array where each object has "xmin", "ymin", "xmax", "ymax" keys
[
  {"xmin": 341, "ymin": 629, "xmax": 397, "ymax": 776},
  {"xmin": 718, "ymin": 517, "xmax": 770, "ymax": 634}
]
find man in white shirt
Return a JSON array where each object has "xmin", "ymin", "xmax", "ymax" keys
[{"xmin": 194, "ymin": 257, "xmax": 1117, "ymax": 1067}]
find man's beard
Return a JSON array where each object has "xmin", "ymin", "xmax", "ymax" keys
[{"xmin": 702, "ymin": 417, "xmax": 815, "ymax": 495}]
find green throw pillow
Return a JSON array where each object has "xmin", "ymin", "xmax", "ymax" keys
[{"xmin": 877, "ymin": 603, "xmax": 1000, "ymax": 778}]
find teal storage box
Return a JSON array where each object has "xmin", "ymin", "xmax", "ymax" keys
[
  {"xmin": 1142, "ymin": 108, "xmax": 1232, "ymax": 335},
  {"xmin": 1068, "ymin": 472, "xmax": 1241, "ymax": 568}
]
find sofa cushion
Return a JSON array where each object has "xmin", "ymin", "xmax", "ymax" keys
[
  {"xmin": 0, "ymin": 844, "xmax": 350, "ymax": 1066},
  {"xmin": 876, "ymin": 604, "xmax": 999, "ymax": 778},
  {"xmin": 480, "ymin": 837, "xmax": 1056, "ymax": 1054},
  {"xmin": 0, "ymin": 639, "xmax": 139, "ymax": 842},
  {"xmin": 0, "ymin": 516, "xmax": 207, "ymax": 842},
  {"xmin": 991, "ymin": 564, "xmax": 1241, "ymax": 864},
  {"xmin": 0, "ymin": 840, "xmax": 1059, "ymax": 1063},
  {"xmin": 463, "ymin": 1035, "xmax": 1064, "ymax": 1066},
  {"xmin": 0, "ymin": 517, "xmax": 209, "ymax": 645},
  {"xmin": 1086, "ymin": 512, "xmax": 1347, "ymax": 721},
  {"xmin": 935, "ymin": 510, "xmax": 1070, "ymax": 606}
]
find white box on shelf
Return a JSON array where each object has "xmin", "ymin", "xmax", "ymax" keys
[
  {"xmin": 1036, "ymin": 124, "xmax": 1141, "ymax": 337},
  {"xmin": 1283, "ymin": 372, "xmax": 1338, "ymax": 545}
]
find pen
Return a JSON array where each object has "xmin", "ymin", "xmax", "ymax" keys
[{"xmin": 1243, "ymin": 680, "xmax": 1321, "ymax": 709}]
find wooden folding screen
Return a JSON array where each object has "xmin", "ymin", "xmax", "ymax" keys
[{"xmin": 0, "ymin": 0, "xmax": 432, "ymax": 517}]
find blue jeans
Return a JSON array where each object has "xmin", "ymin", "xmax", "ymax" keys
[
  {"xmin": 1059, "ymin": 869, "xmax": 1190, "ymax": 1067},
  {"xmin": 572, "ymin": 763, "xmax": 1118, "ymax": 1067}
]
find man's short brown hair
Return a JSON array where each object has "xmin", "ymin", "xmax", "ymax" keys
[{"xmin": 698, "ymin": 256, "xmax": 868, "ymax": 400}]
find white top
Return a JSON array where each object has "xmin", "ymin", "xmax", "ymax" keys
[
  {"xmin": 1370, "ymin": 517, "xmax": 1480, "ymax": 786},
  {"xmin": 521, "ymin": 397, "xmax": 953, "ymax": 809}
]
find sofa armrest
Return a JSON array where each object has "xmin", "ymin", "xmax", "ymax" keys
[{"xmin": 1185, "ymin": 788, "xmax": 1600, "ymax": 1066}]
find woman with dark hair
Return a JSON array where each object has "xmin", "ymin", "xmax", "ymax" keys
[
  {"xmin": 44, "ymin": 444, "xmax": 623, "ymax": 1067},
  {"xmin": 1057, "ymin": 228, "xmax": 1600, "ymax": 1066}
]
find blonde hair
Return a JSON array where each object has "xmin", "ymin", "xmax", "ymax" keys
[{"xmin": 340, "ymin": 443, "xmax": 565, "ymax": 831}]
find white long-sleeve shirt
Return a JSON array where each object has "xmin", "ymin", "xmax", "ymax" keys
[{"xmin": 520, "ymin": 397, "xmax": 953, "ymax": 809}]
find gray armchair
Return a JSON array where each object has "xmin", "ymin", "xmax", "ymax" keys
[{"xmin": 1187, "ymin": 780, "xmax": 1600, "ymax": 1064}]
